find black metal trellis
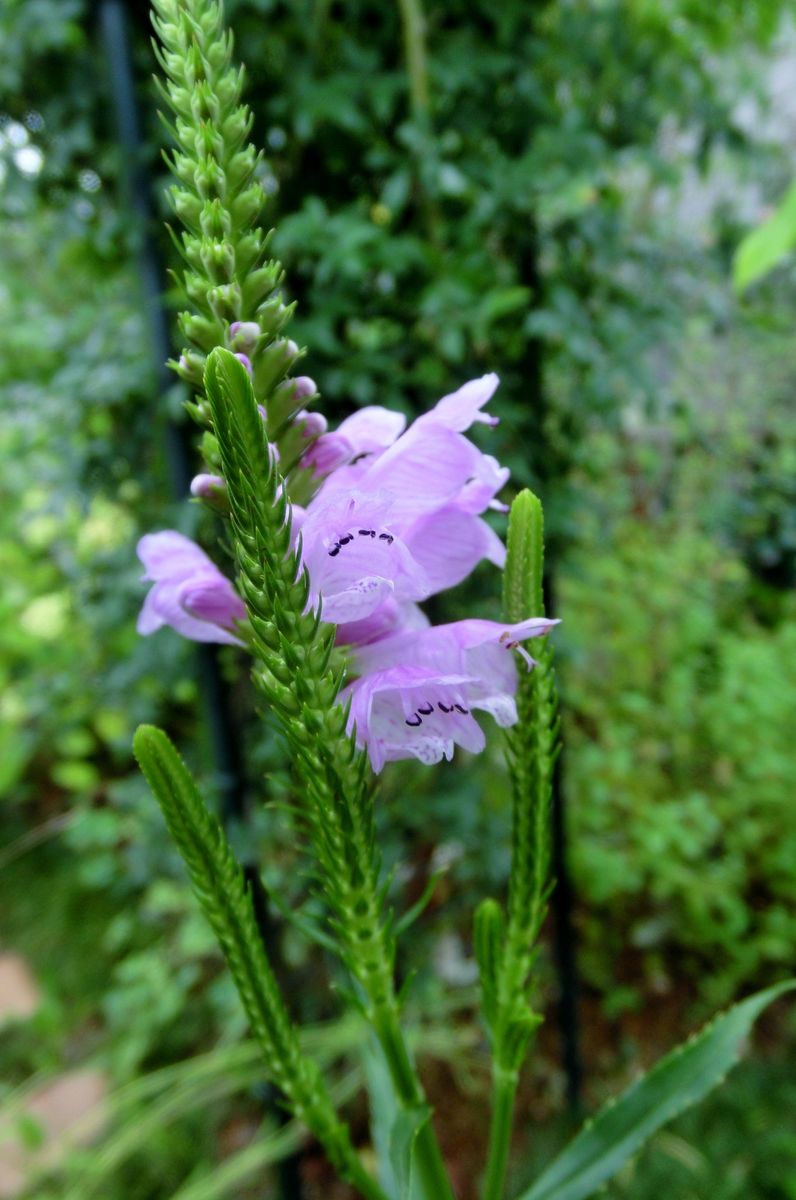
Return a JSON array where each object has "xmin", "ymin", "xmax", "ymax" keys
[{"xmin": 96, "ymin": 2, "xmax": 301, "ymax": 1195}]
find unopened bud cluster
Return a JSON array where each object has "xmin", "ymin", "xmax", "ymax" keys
[{"xmin": 152, "ymin": 0, "xmax": 319, "ymax": 471}]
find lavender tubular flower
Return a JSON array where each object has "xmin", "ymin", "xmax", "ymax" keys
[
  {"xmin": 344, "ymin": 617, "xmax": 557, "ymax": 771},
  {"xmin": 298, "ymin": 491, "xmax": 430, "ymax": 623},
  {"xmin": 296, "ymin": 374, "xmax": 509, "ymax": 617},
  {"xmin": 137, "ymin": 531, "xmax": 245, "ymax": 645},
  {"xmin": 303, "ymin": 405, "xmax": 406, "ymax": 476}
]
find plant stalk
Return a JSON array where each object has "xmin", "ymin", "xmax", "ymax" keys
[
  {"xmin": 397, "ymin": 0, "xmax": 430, "ymax": 117},
  {"xmin": 482, "ymin": 1068, "xmax": 519, "ymax": 1200},
  {"xmin": 373, "ymin": 1002, "xmax": 455, "ymax": 1200}
]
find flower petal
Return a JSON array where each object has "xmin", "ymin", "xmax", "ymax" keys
[
  {"xmin": 418, "ymin": 374, "xmax": 500, "ymax": 433},
  {"xmin": 320, "ymin": 575, "xmax": 395, "ymax": 624},
  {"xmin": 336, "ymin": 406, "xmax": 407, "ymax": 452},
  {"xmin": 137, "ymin": 531, "xmax": 212, "ymax": 581},
  {"xmin": 404, "ymin": 507, "xmax": 506, "ymax": 594},
  {"xmin": 357, "ymin": 424, "xmax": 483, "ymax": 527},
  {"xmin": 336, "ymin": 599, "xmax": 429, "ymax": 648}
]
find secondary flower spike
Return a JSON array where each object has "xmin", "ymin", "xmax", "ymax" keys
[
  {"xmin": 137, "ymin": 531, "xmax": 246, "ymax": 645},
  {"xmin": 344, "ymin": 616, "xmax": 558, "ymax": 771}
]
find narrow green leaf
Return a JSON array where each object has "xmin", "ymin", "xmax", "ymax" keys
[
  {"xmin": 503, "ymin": 489, "xmax": 544, "ymax": 624},
  {"xmin": 390, "ymin": 1103, "xmax": 434, "ymax": 1200},
  {"xmin": 733, "ymin": 179, "xmax": 796, "ymax": 293},
  {"xmin": 394, "ymin": 872, "xmax": 444, "ymax": 936},
  {"xmin": 516, "ymin": 980, "xmax": 796, "ymax": 1200},
  {"xmin": 363, "ymin": 1041, "xmax": 434, "ymax": 1200},
  {"xmin": 363, "ymin": 1038, "xmax": 403, "ymax": 1200}
]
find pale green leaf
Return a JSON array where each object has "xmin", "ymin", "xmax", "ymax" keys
[
  {"xmin": 733, "ymin": 181, "xmax": 796, "ymax": 292},
  {"xmin": 516, "ymin": 979, "xmax": 796, "ymax": 1200},
  {"xmin": 390, "ymin": 1103, "xmax": 433, "ymax": 1200}
]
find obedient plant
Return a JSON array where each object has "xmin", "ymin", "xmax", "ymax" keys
[{"xmin": 131, "ymin": 2, "xmax": 795, "ymax": 1197}]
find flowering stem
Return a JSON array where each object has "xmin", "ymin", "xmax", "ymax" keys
[
  {"xmin": 205, "ymin": 348, "xmax": 453, "ymax": 1200},
  {"xmin": 479, "ymin": 491, "xmax": 559, "ymax": 1200},
  {"xmin": 133, "ymin": 725, "xmax": 387, "ymax": 1200},
  {"xmin": 372, "ymin": 1004, "xmax": 454, "ymax": 1200},
  {"xmin": 482, "ymin": 1069, "xmax": 518, "ymax": 1200}
]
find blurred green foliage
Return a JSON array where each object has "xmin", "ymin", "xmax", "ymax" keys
[{"xmin": 2, "ymin": 0, "xmax": 796, "ymax": 1196}]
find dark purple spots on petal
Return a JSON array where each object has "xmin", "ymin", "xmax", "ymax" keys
[
  {"xmin": 418, "ymin": 703, "xmax": 433, "ymax": 715},
  {"xmin": 328, "ymin": 544, "xmax": 341, "ymax": 557},
  {"xmin": 405, "ymin": 714, "xmax": 422, "ymax": 727},
  {"xmin": 453, "ymin": 704, "xmax": 469, "ymax": 714},
  {"xmin": 438, "ymin": 703, "xmax": 452, "ymax": 714}
]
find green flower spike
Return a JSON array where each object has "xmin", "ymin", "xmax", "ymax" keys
[
  {"xmin": 133, "ymin": 724, "xmax": 386, "ymax": 1200},
  {"xmin": 479, "ymin": 488, "xmax": 559, "ymax": 1200},
  {"xmin": 152, "ymin": 0, "xmax": 301, "ymax": 435}
]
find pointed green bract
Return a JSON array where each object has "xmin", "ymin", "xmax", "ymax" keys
[
  {"xmin": 516, "ymin": 980, "xmax": 796, "ymax": 1200},
  {"xmin": 132, "ymin": 724, "xmax": 386, "ymax": 1200},
  {"xmin": 474, "ymin": 897, "xmax": 505, "ymax": 1031}
]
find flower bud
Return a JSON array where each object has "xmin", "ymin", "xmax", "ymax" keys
[
  {"xmin": 293, "ymin": 375, "xmax": 317, "ymax": 399},
  {"xmin": 302, "ymin": 433, "xmax": 350, "ymax": 476},
  {"xmin": 234, "ymin": 353, "xmax": 253, "ymax": 375},
  {"xmin": 190, "ymin": 473, "xmax": 225, "ymax": 499},
  {"xmin": 208, "ymin": 282, "xmax": 241, "ymax": 324},
  {"xmin": 229, "ymin": 321, "xmax": 261, "ymax": 352},
  {"xmin": 298, "ymin": 410, "xmax": 327, "ymax": 439},
  {"xmin": 190, "ymin": 472, "xmax": 229, "ymax": 515},
  {"xmin": 177, "ymin": 351, "xmax": 205, "ymax": 383}
]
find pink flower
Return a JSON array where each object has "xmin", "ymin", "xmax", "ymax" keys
[
  {"xmin": 137, "ymin": 531, "xmax": 245, "ymax": 645},
  {"xmin": 343, "ymin": 616, "xmax": 557, "ymax": 771},
  {"xmin": 298, "ymin": 491, "xmax": 430, "ymax": 624},
  {"xmin": 299, "ymin": 376, "xmax": 508, "ymax": 617},
  {"xmin": 303, "ymin": 405, "xmax": 406, "ymax": 476}
]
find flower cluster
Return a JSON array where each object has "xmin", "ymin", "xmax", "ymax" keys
[{"xmin": 137, "ymin": 374, "xmax": 556, "ymax": 769}]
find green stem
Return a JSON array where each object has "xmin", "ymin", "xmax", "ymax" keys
[
  {"xmin": 396, "ymin": 0, "xmax": 430, "ymax": 117},
  {"xmin": 482, "ymin": 1068, "xmax": 519, "ymax": 1200},
  {"xmin": 395, "ymin": 0, "xmax": 443, "ymax": 246},
  {"xmin": 374, "ymin": 1003, "xmax": 455, "ymax": 1200},
  {"xmin": 349, "ymin": 1154, "xmax": 394, "ymax": 1200}
]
